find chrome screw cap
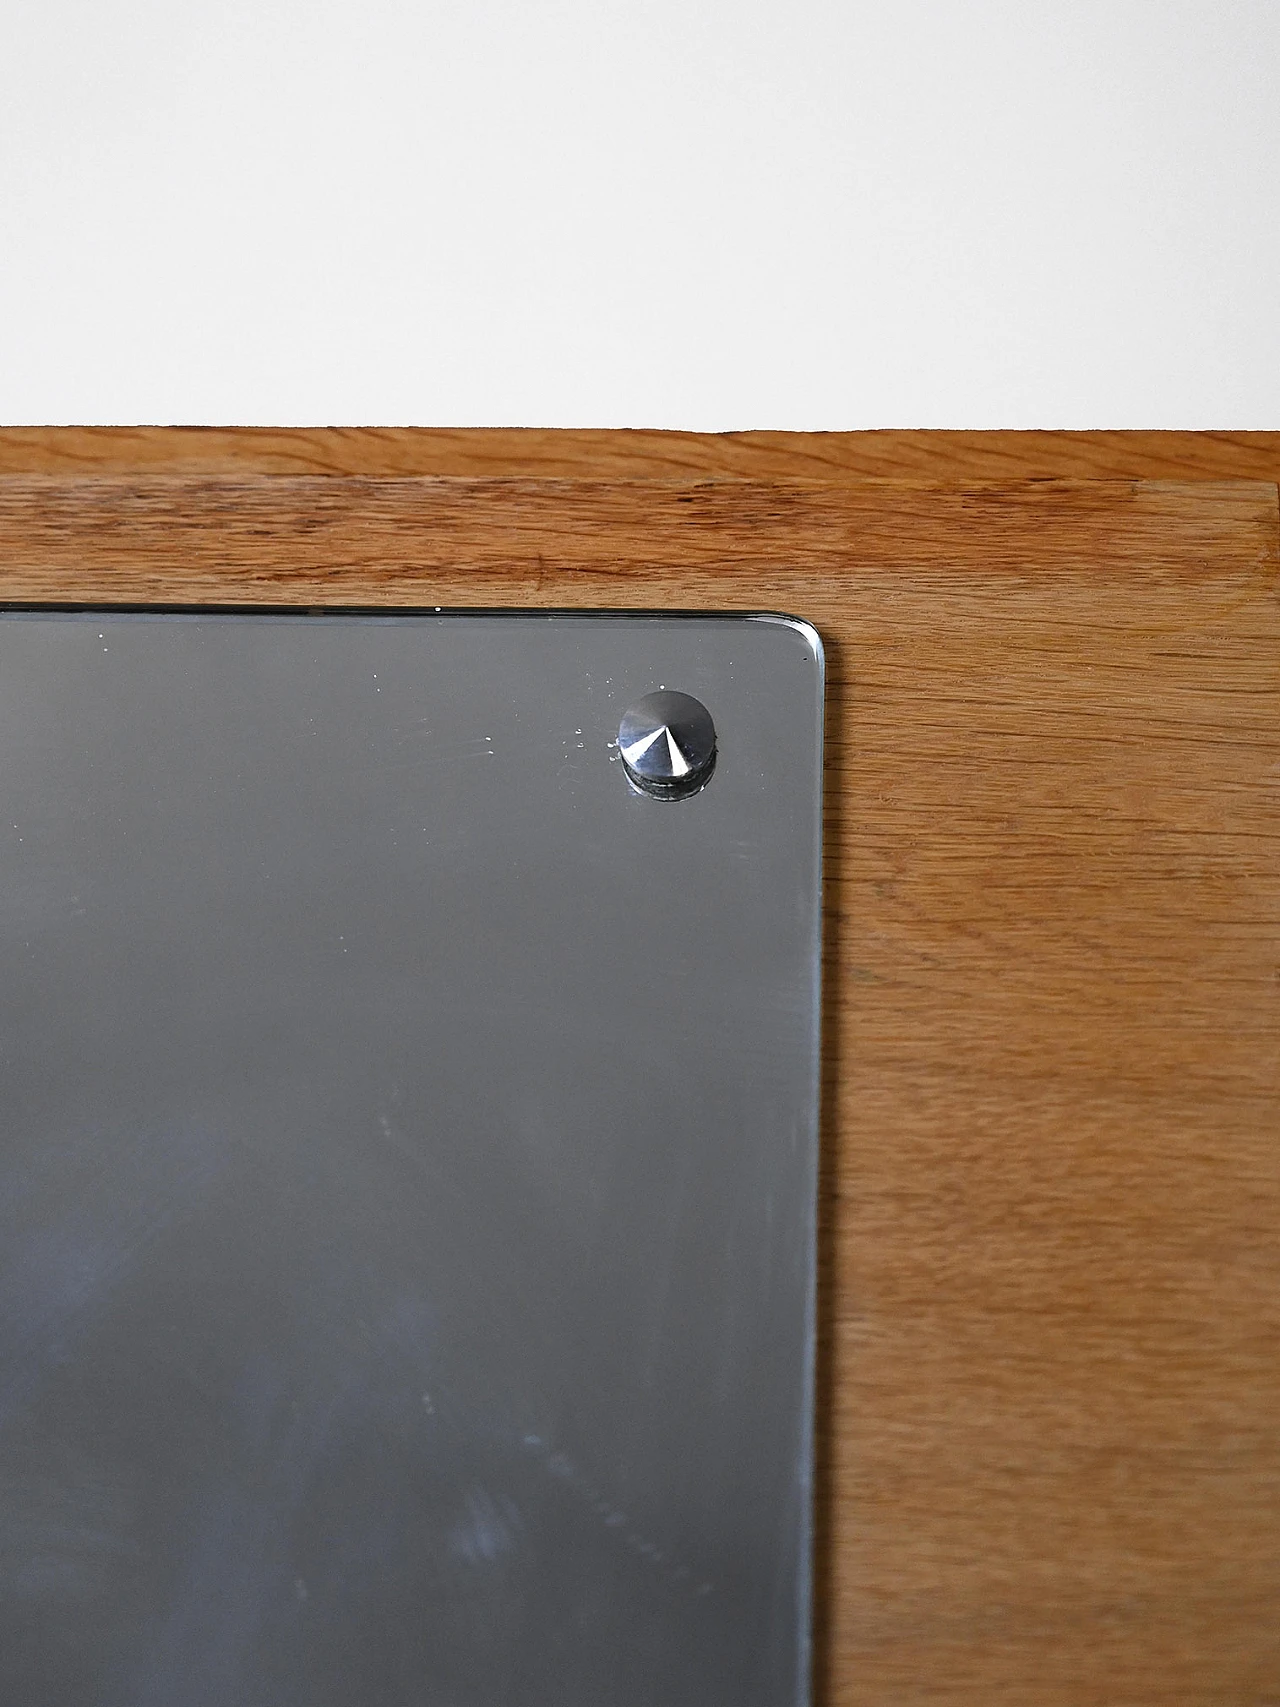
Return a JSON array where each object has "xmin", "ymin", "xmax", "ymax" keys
[{"xmin": 617, "ymin": 690, "xmax": 716, "ymax": 800}]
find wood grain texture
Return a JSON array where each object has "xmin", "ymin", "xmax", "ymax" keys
[
  {"xmin": 0, "ymin": 462, "xmax": 1277, "ymax": 1705},
  {"xmin": 1, "ymin": 426, "xmax": 1279, "ymax": 484}
]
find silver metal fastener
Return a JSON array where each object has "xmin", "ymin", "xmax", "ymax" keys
[{"xmin": 617, "ymin": 690, "xmax": 716, "ymax": 800}]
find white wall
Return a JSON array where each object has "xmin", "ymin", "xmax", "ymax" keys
[{"xmin": 1, "ymin": 0, "xmax": 1276, "ymax": 428}]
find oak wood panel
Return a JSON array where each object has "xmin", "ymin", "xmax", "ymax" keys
[
  {"xmin": 0, "ymin": 470, "xmax": 1276, "ymax": 1705},
  {"xmin": 1, "ymin": 426, "xmax": 1279, "ymax": 485}
]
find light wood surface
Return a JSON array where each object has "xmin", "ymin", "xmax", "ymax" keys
[
  {"xmin": 1, "ymin": 426, "xmax": 1279, "ymax": 484},
  {"xmin": 0, "ymin": 447, "xmax": 1277, "ymax": 1704}
]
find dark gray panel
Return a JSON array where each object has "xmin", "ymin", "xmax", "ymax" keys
[{"xmin": 0, "ymin": 611, "xmax": 823, "ymax": 1707}]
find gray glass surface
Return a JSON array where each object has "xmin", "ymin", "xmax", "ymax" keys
[{"xmin": 0, "ymin": 610, "xmax": 823, "ymax": 1707}]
